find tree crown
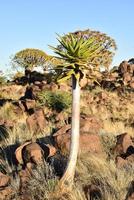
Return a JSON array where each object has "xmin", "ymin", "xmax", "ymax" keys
[
  {"xmin": 49, "ymin": 29, "xmax": 117, "ymax": 83},
  {"xmin": 12, "ymin": 48, "xmax": 48, "ymax": 70}
]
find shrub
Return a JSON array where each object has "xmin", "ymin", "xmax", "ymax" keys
[
  {"xmin": 0, "ymin": 75, "xmax": 6, "ymax": 85},
  {"xmin": 38, "ymin": 90, "xmax": 71, "ymax": 112}
]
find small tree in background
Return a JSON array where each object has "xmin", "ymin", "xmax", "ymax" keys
[
  {"xmin": 12, "ymin": 48, "xmax": 49, "ymax": 75},
  {"xmin": 0, "ymin": 71, "xmax": 7, "ymax": 85},
  {"xmin": 12, "ymin": 48, "xmax": 50, "ymax": 84},
  {"xmin": 50, "ymin": 29, "xmax": 117, "ymax": 187}
]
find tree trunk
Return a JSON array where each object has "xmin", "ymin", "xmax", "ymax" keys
[{"xmin": 59, "ymin": 75, "xmax": 80, "ymax": 187}]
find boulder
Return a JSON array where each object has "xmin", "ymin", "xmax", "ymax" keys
[
  {"xmin": 114, "ymin": 133, "xmax": 133, "ymax": 155},
  {"xmin": 119, "ymin": 61, "xmax": 128, "ymax": 74},
  {"xmin": 45, "ymin": 144, "xmax": 57, "ymax": 157},
  {"xmin": 115, "ymin": 156, "xmax": 128, "ymax": 168},
  {"xmin": 15, "ymin": 141, "xmax": 57, "ymax": 167},
  {"xmin": 53, "ymin": 125, "xmax": 104, "ymax": 154},
  {"xmin": 130, "ymin": 81, "xmax": 134, "ymax": 89},
  {"xmin": 79, "ymin": 133, "xmax": 104, "ymax": 154},
  {"xmin": 126, "ymin": 154, "xmax": 134, "ymax": 163},
  {"xmin": 80, "ymin": 77, "xmax": 88, "ymax": 88},
  {"xmin": 116, "ymin": 154, "xmax": 134, "ymax": 168},
  {"xmin": 15, "ymin": 141, "xmax": 32, "ymax": 165},
  {"xmin": 22, "ymin": 142, "xmax": 44, "ymax": 165},
  {"xmin": 26, "ymin": 109, "xmax": 47, "ymax": 133},
  {"xmin": 24, "ymin": 99, "xmax": 36, "ymax": 110},
  {"xmin": 58, "ymin": 83, "xmax": 71, "ymax": 91},
  {"xmin": 0, "ymin": 172, "xmax": 10, "ymax": 188},
  {"xmin": 127, "ymin": 193, "xmax": 134, "ymax": 200},
  {"xmin": 80, "ymin": 115, "xmax": 102, "ymax": 134},
  {"xmin": 123, "ymin": 72, "xmax": 132, "ymax": 85}
]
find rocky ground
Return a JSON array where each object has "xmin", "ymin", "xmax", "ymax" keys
[{"xmin": 0, "ymin": 60, "xmax": 134, "ymax": 200}]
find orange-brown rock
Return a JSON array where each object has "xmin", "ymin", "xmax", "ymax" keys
[
  {"xmin": 80, "ymin": 115, "xmax": 102, "ymax": 134},
  {"xmin": 114, "ymin": 133, "xmax": 133, "ymax": 155},
  {"xmin": 54, "ymin": 126, "xmax": 104, "ymax": 154},
  {"xmin": 127, "ymin": 193, "xmax": 134, "ymax": 200},
  {"xmin": 80, "ymin": 77, "xmax": 88, "ymax": 88},
  {"xmin": 130, "ymin": 81, "xmax": 134, "ymax": 89},
  {"xmin": 22, "ymin": 142, "xmax": 44, "ymax": 165},
  {"xmin": 24, "ymin": 99, "xmax": 36, "ymax": 110},
  {"xmin": 119, "ymin": 61, "xmax": 129, "ymax": 74},
  {"xmin": 53, "ymin": 124, "xmax": 71, "ymax": 137},
  {"xmin": 26, "ymin": 109, "xmax": 47, "ymax": 133},
  {"xmin": 115, "ymin": 156, "xmax": 127, "ymax": 168},
  {"xmin": 45, "ymin": 144, "xmax": 57, "ymax": 157},
  {"xmin": 59, "ymin": 83, "xmax": 71, "ymax": 91},
  {"xmin": 126, "ymin": 154, "xmax": 134, "ymax": 163},
  {"xmin": 79, "ymin": 133, "xmax": 104, "ymax": 154},
  {"xmin": 123, "ymin": 72, "xmax": 132, "ymax": 85},
  {"xmin": 0, "ymin": 172, "xmax": 10, "ymax": 187},
  {"xmin": 55, "ymin": 112, "xmax": 67, "ymax": 123},
  {"xmin": 116, "ymin": 154, "xmax": 134, "ymax": 168},
  {"xmin": 15, "ymin": 141, "xmax": 32, "ymax": 165}
]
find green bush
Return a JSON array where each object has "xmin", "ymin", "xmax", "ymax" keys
[
  {"xmin": 0, "ymin": 75, "xmax": 6, "ymax": 85},
  {"xmin": 38, "ymin": 90, "xmax": 71, "ymax": 112}
]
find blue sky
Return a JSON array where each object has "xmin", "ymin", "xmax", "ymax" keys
[{"xmin": 0, "ymin": 0, "xmax": 134, "ymax": 72}]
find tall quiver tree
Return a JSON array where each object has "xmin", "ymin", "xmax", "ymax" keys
[
  {"xmin": 12, "ymin": 48, "xmax": 48, "ymax": 82},
  {"xmin": 50, "ymin": 29, "xmax": 117, "ymax": 187}
]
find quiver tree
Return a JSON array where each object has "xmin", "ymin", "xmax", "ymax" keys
[
  {"xmin": 50, "ymin": 29, "xmax": 117, "ymax": 187},
  {"xmin": 12, "ymin": 48, "xmax": 49, "ymax": 82}
]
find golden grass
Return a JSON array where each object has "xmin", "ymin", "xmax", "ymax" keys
[{"xmin": 76, "ymin": 153, "xmax": 134, "ymax": 200}]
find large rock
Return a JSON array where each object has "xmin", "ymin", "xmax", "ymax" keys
[
  {"xmin": 58, "ymin": 83, "xmax": 71, "ymax": 91},
  {"xmin": 115, "ymin": 156, "xmax": 128, "ymax": 168},
  {"xmin": 24, "ymin": 99, "xmax": 36, "ymax": 110},
  {"xmin": 116, "ymin": 150, "xmax": 134, "ymax": 168},
  {"xmin": 0, "ymin": 172, "xmax": 10, "ymax": 188},
  {"xmin": 114, "ymin": 133, "xmax": 133, "ymax": 155},
  {"xmin": 119, "ymin": 61, "xmax": 129, "ymax": 74},
  {"xmin": 22, "ymin": 142, "xmax": 44, "ymax": 165},
  {"xmin": 15, "ymin": 141, "xmax": 56, "ymax": 166},
  {"xmin": 53, "ymin": 125, "xmax": 104, "ymax": 154},
  {"xmin": 123, "ymin": 72, "xmax": 132, "ymax": 85},
  {"xmin": 26, "ymin": 109, "xmax": 47, "ymax": 133},
  {"xmin": 80, "ymin": 115, "xmax": 102, "ymax": 134},
  {"xmin": 15, "ymin": 141, "xmax": 32, "ymax": 165},
  {"xmin": 79, "ymin": 133, "xmax": 104, "ymax": 154}
]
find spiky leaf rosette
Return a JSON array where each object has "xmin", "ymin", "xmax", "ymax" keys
[{"xmin": 49, "ymin": 29, "xmax": 117, "ymax": 83}]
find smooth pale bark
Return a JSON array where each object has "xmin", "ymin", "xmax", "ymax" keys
[{"xmin": 60, "ymin": 75, "xmax": 80, "ymax": 187}]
